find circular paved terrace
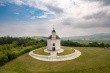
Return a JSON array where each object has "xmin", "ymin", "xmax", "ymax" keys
[{"xmin": 29, "ymin": 48, "xmax": 81, "ymax": 61}]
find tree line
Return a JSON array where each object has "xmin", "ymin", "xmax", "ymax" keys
[
  {"xmin": 61, "ymin": 40, "xmax": 110, "ymax": 48},
  {"xmin": 0, "ymin": 36, "xmax": 46, "ymax": 66}
]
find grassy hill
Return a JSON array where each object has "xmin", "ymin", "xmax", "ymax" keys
[
  {"xmin": 62, "ymin": 33, "xmax": 110, "ymax": 44},
  {"xmin": 31, "ymin": 36, "xmax": 47, "ymax": 40},
  {"xmin": 62, "ymin": 33, "xmax": 110, "ymax": 41},
  {"xmin": 0, "ymin": 47, "xmax": 110, "ymax": 73}
]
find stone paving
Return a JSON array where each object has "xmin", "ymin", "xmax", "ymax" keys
[{"xmin": 29, "ymin": 48, "xmax": 81, "ymax": 61}]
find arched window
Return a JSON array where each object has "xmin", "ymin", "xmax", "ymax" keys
[{"xmin": 53, "ymin": 43, "xmax": 55, "ymax": 46}]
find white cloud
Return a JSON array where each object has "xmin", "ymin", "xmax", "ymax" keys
[
  {"xmin": 12, "ymin": 0, "xmax": 24, "ymax": 5},
  {"xmin": 0, "ymin": 0, "xmax": 110, "ymax": 37},
  {"xmin": 14, "ymin": 12, "xmax": 20, "ymax": 15},
  {"xmin": 30, "ymin": 15, "xmax": 48, "ymax": 19},
  {"xmin": 30, "ymin": 16, "xmax": 36, "ymax": 19},
  {"xmin": 37, "ymin": 15, "xmax": 47, "ymax": 19}
]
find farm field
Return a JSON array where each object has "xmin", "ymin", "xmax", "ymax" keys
[{"xmin": 0, "ymin": 47, "xmax": 110, "ymax": 73}]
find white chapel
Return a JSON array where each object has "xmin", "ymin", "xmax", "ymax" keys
[
  {"xmin": 29, "ymin": 27, "xmax": 81, "ymax": 61},
  {"xmin": 47, "ymin": 27, "xmax": 61, "ymax": 52}
]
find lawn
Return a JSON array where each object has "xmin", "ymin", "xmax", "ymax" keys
[
  {"xmin": 33, "ymin": 47, "xmax": 50, "ymax": 55},
  {"xmin": 0, "ymin": 47, "xmax": 110, "ymax": 73},
  {"xmin": 33, "ymin": 46, "xmax": 75, "ymax": 56},
  {"xmin": 58, "ymin": 46, "xmax": 75, "ymax": 56}
]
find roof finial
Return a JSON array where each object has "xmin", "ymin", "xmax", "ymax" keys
[
  {"xmin": 53, "ymin": 25, "xmax": 54, "ymax": 30},
  {"xmin": 52, "ymin": 25, "xmax": 56, "ymax": 33}
]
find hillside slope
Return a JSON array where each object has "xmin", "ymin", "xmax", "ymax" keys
[
  {"xmin": 62, "ymin": 33, "xmax": 110, "ymax": 40},
  {"xmin": 0, "ymin": 47, "xmax": 110, "ymax": 73}
]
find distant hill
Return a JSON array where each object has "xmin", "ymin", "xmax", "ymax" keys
[
  {"xmin": 31, "ymin": 36, "xmax": 47, "ymax": 40},
  {"xmin": 62, "ymin": 33, "xmax": 110, "ymax": 41}
]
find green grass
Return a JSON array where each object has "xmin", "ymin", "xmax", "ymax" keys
[
  {"xmin": 33, "ymin": 47, "xmax": 50, "ymax": 55},
  {"xmin": 58, "ymin": 46, "xmax": 75, "ymax": 56},
  {"xmin": 0, "ymin": 47, "xmax": 110, "ymax": 73},
  {"xmin": 33, "ymin": 47, "xmax": 75, "ymax": 56}
]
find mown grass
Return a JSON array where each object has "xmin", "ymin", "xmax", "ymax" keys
[
  {"xmin": 0, "ymin": 47, "xmax": 110, "ymax": 73},
  {"xmin": 33, "ymin": 47, "xmax": 75, "ymax": 56},
  {"xmin": 58, "ymin": 46, "xmax": 75, "ymax": 56},
  {"xmin": 33, "ymin": 47, "xmax": 50, "ymax": 55}
]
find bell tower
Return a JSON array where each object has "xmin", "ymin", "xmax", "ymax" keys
[{"xmin": 52, "ymin": 27, "xmax": 56, "ymax": 39}]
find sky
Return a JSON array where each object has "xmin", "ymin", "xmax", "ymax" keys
[{"xmin": 0, "ymin": 0, "xmax": 110, "ymax": 37}]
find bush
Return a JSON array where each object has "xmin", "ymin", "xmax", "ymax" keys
[
  {"xmin": 0, "ymin": 37, "xmax": 46, "ymax": 66},
  {"xmin": 0, "ymin": 52, "xmax": 8, "ymax": 65}
]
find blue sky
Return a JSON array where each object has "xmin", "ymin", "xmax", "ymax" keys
[
  {"xmin": 0, "ymin": 3, "xmax": 49, "ymax": 22},
  {"xmin": 0, "ymin": 0, "xmax": 110, "ymax": 37}
]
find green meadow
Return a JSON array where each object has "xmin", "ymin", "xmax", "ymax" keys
[
  {"xmin": 33, "ymin": 47, "xmax": 75, "ymax": 56},
  {"xmin": 58, "ymin": 46, "xmax": 75, "ymax": 56},
  {"xmin": 0, "ymin": 47, "xmax": 110, "ymax": 73},
  {"xmin": 33, "ymin": 47, "xmax": 50, "ymax": 55}
]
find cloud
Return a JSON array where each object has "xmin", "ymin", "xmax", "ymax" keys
[
  {"xmin": 0, "ymin": 0, "xmax": 24, "ymax": 5},
  {"xmin": 80, "ymin": 9, "xmax": 110, "ymax": 28},
  {"xmin": 83, "ymin": 0, "xmax": 110, "ymax": 6},
  {"xmin": 84, "ymin": 11, "xmax": 107, "ymax": 20},
  {"xmin": 0, "ymin": 22, "xmax": 52, "ymax": 37},
  {"xmin": 0, "ymin": 0, "xmax": 110, "ymax": 37},
  {"xmin": 13, "ymin": 0, "xmax": 24, "ymax": 5},
  {"xmin": 102, "ymin": 0, "xmax": 110, "ymax": 5},
  {"xmin": 37, "ymin": 15, "xmax": 47, "ymax": 19},
  {"xmin": 45, "ymin": 4, "xmax": 63, "ymax": 14},
  {"xmin": 14, "ymin": 12, "xmax": 20, "ymax": 15},
  {"xmin": 30, "ymin": 16, "xmax": 36, "ymax": 19},
  {"xmin": 30, "ymin": 15, "xmax": 47, "ymax": 19}
]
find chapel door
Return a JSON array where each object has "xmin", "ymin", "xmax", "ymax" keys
[{"xmin": 52, "ymin": 47, "xmax": 55, "ymax": 51}]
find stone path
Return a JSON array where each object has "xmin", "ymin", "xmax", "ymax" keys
[
  {"xmin": 29, "ymin": 49, "xmax": 81, "ymax": 61},
  {"xmin": 50, "ymin": 52, "xmax": 57, "ymax": 57}
]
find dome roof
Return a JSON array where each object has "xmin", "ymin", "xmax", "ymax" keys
[
  {"xmin": 52, "ymin": 29, "xmax": 56, "ymax": 32},
  {"xmin": 48, "ymin": 35, "xmax": 60, "ymax": 39}
]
